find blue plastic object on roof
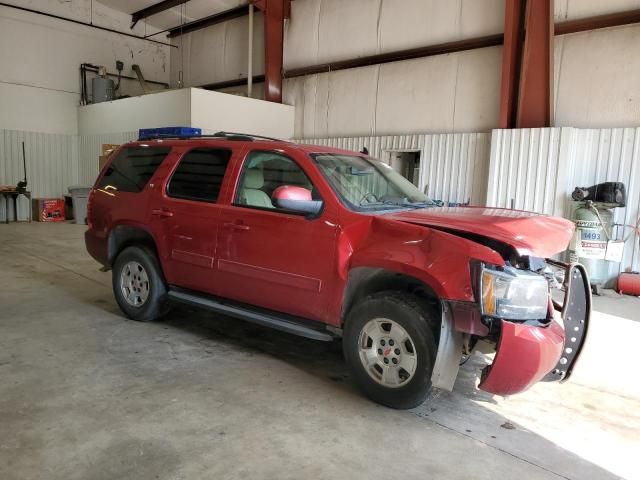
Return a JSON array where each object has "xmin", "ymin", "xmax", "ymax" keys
[{"xmin": 138, "ymin": 127, "xmax": 202, "ymax": 140}]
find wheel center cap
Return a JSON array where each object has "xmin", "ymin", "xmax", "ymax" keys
[{"xmin": 383, "ymin": 347, "xmax": 392, "ymax": 357}]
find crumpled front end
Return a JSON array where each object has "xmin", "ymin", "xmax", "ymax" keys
[{"xmin": 478, "ymin": 262, "xmax": 591, "ymax": 396}]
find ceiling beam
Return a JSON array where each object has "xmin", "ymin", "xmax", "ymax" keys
[
  {"xmin": 167, "ymin": 4, "xmax": 250, "ymax": 37},
  {"xmin": 201, "ymin": 75, "xmax": 266, "ymax": 90},
  {"xmin": 284, "ymin": 34, "xmax": 504, "ymax": 78},
  {"xmin": 131, "ymin": 0, "xmax": 188, "ymax": 29},
  {"xmin": 555, "ymin": 8, "xmax": 640, "ymax": 35}
]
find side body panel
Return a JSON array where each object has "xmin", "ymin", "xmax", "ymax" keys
[
  {"xmin": 146, "ymin": 145, "xmax": 240, "ymax": 295},
  {"xmin": 214, "ymin": 147, "xmax": 341, "ymax": 322}
]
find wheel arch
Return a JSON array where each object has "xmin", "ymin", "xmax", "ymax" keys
[
  {"xmin": 341, "ymin": 266, "xmax": 442, "ymax": 327},
  {"xmin": 341, "ymin": 266, "xmax": 463, "ymax": 392},
  {"xmin": 108, "ymin": 224, "xmax": 160, "ymax": 266}
]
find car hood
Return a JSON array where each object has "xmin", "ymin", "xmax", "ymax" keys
[{"xmin": 386, "ymin": 206, "xmax": 575, "ymax": 258}]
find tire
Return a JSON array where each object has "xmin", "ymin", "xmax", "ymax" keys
[
  {"xmin": 112, "ymin": 245, "xmax": 170, "ymax": 322},
  {"xmin": 343, "ymin": 291, "xmax": 438, "ymax": 409}
]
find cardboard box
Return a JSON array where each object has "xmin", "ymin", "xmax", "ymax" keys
[
  {"xmin": 32, "ymin": 198, "xmax": 65, "ymax": 222},
  {"xmin": 101, "ymin": 144, "xmax": 120, "ymax": 155},
  {"xmin": 99, "ymin": 144, "xmax": 120, "ymax": 171}
]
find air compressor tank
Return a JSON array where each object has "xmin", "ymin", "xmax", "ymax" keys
[
  {"xmin": 92, "ymin": 67, "xmax": 114, "ymax": 103},
  {"xmin": 568, "ymin": 201, "xmax": 613, "ymax": 289}
]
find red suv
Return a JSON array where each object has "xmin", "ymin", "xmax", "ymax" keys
[{"xmin": 86, "ymin": 132, "xmax": 590, "ymax": 409}]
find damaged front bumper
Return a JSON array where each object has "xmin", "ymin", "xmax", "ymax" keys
[{"xmin": 478, "ymin": 262, "xmax": 591, "ymax": 396}]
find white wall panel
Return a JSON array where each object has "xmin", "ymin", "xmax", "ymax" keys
[
  {"xmin": 0, "ymin": 130, "xmax": 78, "ymax": 198},
  {"xmin": 191, "ymin": 89, "xmax": 294, "ymax": 139},
  {"xmin": 488, "ymin": 127, "xmax": 640, "ymax": 281},
  {"xmin": 555, "ymin": 25, "xmax": 640, "ymax": 129},
  {"xmin": 421, "ymin": 133, "xmax": 492, "ymax": 205},
  {"xmin": 78, "ymin": 89, "xmax": 191, "ymax": 135},
  {"xmin": 284, "ymin": 46, "xmax": 502, "ymax": 139},
  {"xmin": 296, "ymin": 132, "xmax": 491, "ymax": 205},
  {"xmin": 0, "ymin": 129, "xmax": 137, "ymax": 198},
  {"xmin": 487, "ymin": 128, "xmax": 569, "ymax": 217},
  {"xmin": 170, "ymin": 13, "xmax": 265, "ymax": 88},
  {"xmin": 0, "ymin": 2, "xmax": 170, "ymax": 134},
  {"xmin": 555, "ymin": 0, "xmax": 640, "ymax": 21},
  {"xmin": 284, "ymin": 0, "xmax": 504, "ymax": 69}
]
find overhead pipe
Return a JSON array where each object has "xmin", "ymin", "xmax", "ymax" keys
[
  {"xmin": 0, "ymin": 2, "xmax": 177, "ymax": 48},
  {"xmin": 131, "ymin": 0, "xmax": 188, "ymax": 29}
]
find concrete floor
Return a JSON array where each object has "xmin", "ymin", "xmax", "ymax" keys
[{"xmin": 1, "ymin": 222, "xmax": 638, "ymax": 480}]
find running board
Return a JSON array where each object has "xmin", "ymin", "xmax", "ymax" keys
[{"xmin": 167, "ymin": 289, "xmax": 334, "ymax": 342}]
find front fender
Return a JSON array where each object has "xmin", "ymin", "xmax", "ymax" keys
[{"xmin": 346, "ymin": 217, "xmax": 504, "ymax": 302}]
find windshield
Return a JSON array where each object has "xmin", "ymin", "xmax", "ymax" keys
[{"xmin": 310, "ymin": 153, "xmax": 434, "ymax": 212}]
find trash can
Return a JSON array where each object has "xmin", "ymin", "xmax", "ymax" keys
[{"xmin": 68, "ymin": 185, "xmax": 91, "ymax": 224}]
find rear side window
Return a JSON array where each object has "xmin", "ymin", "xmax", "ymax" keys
[
  {"xmin": 98, "ymin": 146, "xmax": 171, "ymax": 192},
  {"xmin": 167, "ymin": 148, "xmax": 231, "ymax": 203}
]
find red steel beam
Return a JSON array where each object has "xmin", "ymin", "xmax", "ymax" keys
[
  {"xmin": 516, "ymin": 0, "xmax": 553, "ymax": 128},
  {"xmin": 555, "ymin": 8, "xmax": 640, "ymax": 35},
  {"xmin": 285, "ymin": 34, "xmax": 503, "ymax": 78},
  {"xmin": 131, "ymin": 0, "xmax": 187, "ymax": 27},
  {"xmin": 498, "ymin": 0, "xmax": 526, "ymax": 129},
  {"xmin": 167, "ymin": 5, "xmax": 250, "ymax": 38},
  {"xmin": 256, "ymin": 0, "xmax": 286, "ymax": 103}
]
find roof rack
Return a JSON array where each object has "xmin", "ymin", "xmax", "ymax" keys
[{"xmin": 137, "ymin": 131, "xmax": 283, "ymax": 142}]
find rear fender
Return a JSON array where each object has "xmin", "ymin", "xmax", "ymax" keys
[{"xmin": 108, "ymin": 224, "xmax": 159, "ymax": 265}]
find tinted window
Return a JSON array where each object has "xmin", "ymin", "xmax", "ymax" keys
[
  {"xmin": 99, "ymin": 146, "xmax": 170, "ymax": 192},
  {"xmin": 167, "ymin": 148, "xmax": 231, "ymax": 203}
]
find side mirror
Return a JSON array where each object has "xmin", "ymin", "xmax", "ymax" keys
[{"xmin": 272, "ymin": 185, "xmax": 323, "ymax": 216}]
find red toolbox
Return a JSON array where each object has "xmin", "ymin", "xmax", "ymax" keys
[{"xmin": 32, "ymin": 198, "xmax": 65, "ymax": 222}]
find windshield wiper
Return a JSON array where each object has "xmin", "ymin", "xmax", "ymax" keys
[
  {"xmin": 359, "ymin": 201, "xmax": 407, "ymax": 209},
  {"xmin": 403, "ymin": 201, "xmax": 436, "ymax": 209}
]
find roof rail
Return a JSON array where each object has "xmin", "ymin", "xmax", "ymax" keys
[
  {"xmin": 137, "ymin": 131, "xmax": 283, "ymax": 142},
  {"xmin": 213, "ymin": 131, "xmax": 283, "ymax": 142}
]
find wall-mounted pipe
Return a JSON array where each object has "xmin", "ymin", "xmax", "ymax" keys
[{"xmin": 132, "ymin": 64, "xmax": 151, "ymax": 94}]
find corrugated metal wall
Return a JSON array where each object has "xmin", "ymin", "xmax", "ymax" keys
[
  {"xmin": 0, "ymin": 130, "xmax": 78, "ymax": 198},
  {"xmin": 295, "ymin": 133, "xmax": 492, "ymax": 205},
  {"xmin": 488, "ymin": 127, "xmax": 640, "ymax": 280},
  {"xmin": 487, "ymin": 128, "xmax": 571, "ymax": 217},
  {"xmin": 0, "ymin": 130, "xmax": 137, "ymax": 198}
]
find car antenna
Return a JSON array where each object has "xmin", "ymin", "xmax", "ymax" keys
[{"xmin": 360, "ymin": 146, "xmax": 369, "ymax": 155}]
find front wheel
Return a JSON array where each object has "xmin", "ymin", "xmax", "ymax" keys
[
  {"xmin": 112, "ymin": 245, "xmax": 170, "ymax": 322},
  {"xmin": 343, "ymin": 291, "xmax": 438, "ymax": 409}
]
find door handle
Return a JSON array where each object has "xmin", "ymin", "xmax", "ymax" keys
[
  {"xmin": 151, "ymin": 208, "xmax": 174, "ymax": 218},
  {"xmin": 224, "ymin": 222, "xmax": 250, "ymax": 231}
]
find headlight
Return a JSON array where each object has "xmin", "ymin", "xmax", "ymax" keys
[{"xmin": 481, "ymin": 267, "xmax": 549, "ymax": 320}]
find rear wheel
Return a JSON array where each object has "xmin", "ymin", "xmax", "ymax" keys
[
  {"xmin": 112, "ymin": 246, "xmax": 169, "ymax": 322},
  {"xmin": 343, "ymin": 291, "xmax": 438, "ymax": 409}
]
